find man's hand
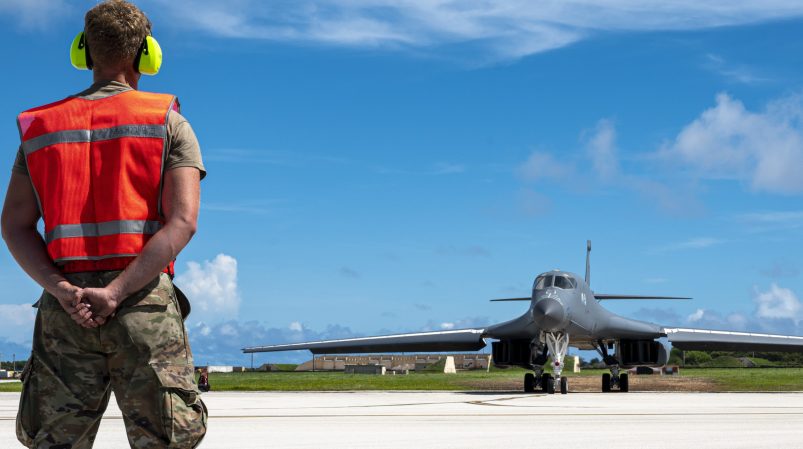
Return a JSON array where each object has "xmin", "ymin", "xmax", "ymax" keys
[
  {"xmin": 2, "ymin": 172, "xmax": 101, "ymax": 327},
  {"xmin": 80, "ymin": 286, "xmax": 122, "ymax": 326},
  {"xmin": 51, "ymin": 281, "xmax": 96, "ymax": 328}
]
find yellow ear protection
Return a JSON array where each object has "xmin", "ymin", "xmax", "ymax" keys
[
  {"xmin": 70, "ymin": 32, "xmax": 92, "ymax": 70},
  {"xmin": 70, "ymin": 31, "xmax": 162, "ymax": 75},
  {"xmin": 134, "ymin": 36, "xmax": 162, "ymax": 75}
]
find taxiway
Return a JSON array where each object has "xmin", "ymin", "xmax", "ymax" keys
[{"xmin": 1, "ymin": 391, "xmax": 801, "ymax": 448}]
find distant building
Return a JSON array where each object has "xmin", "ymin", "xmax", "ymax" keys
[
  {"xmin": 197, "ymin": 366, "xmax": 246, "ymax": 373},
  {"xmin": 295, "ymin": 354, "xmax": 492, "ymax": 372}
]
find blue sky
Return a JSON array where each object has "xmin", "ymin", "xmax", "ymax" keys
[{"xmin": 2, "ymin": 1, "xmax": 803, "ymax": 365}]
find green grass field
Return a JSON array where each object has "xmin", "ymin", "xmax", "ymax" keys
[
  {"xmin": 2, "ymin": 367, "xmax": 801, "ymax": 393},
  {"xmin": 204, "ymin": 367, "xmax": 803, "ymax": 392},
  {"xmin": 204, "ymin": 368, "xmax": 803, "ymax": 391}
]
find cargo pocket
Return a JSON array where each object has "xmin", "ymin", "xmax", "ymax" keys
[
  {"xmin": 154, "ymin": 364, "xmax": 207, "ymax": 449},
  {"xmin": 118, "ymin": 277, "xmax": 189, "ymax": 365},
  {"xmin": 15, "ymin": 357, "xmax": 38, "ymax": 448}
]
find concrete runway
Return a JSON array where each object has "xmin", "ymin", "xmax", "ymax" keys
[{"xmin": 2, "ymin": 391, "xmax": 802, "ymax": 448}]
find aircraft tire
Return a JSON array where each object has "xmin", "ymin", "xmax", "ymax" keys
[
  {"xmin": 524, "ymin": 373, "xmax": 535, "ymax": 393},
  {"xmin": 620, "ymin": 373, "xmax": 629, "ymax": 392},
  {"xmin": 602, "ymin": 373, "xmax": 611, "ymax": 393},
  {"xmin": 541, "ymin": 373, "xmax": 552, "ymax": 392},
  {"xmin": 546, "ymin": 377, "xmax": 555, "ymax": 394},
  {"xmin": 560, "ymin": 376, "xmax": 568, "ymax": 394}
]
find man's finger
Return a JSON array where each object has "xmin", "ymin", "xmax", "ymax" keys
[
  {"xmin": 71, "ymin": 290, "xmax": 84, "ymax": 307},
  {"xmin": 70, "ymin": 307, "xmax": 92, "ymax": 323},
  {"xmin": 78, "ymin": 312, "xmax": 97, "ymax": 328}
]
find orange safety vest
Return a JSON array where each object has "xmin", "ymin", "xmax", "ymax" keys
[{"xmin": 18, "ymin": 90, "xmax": 179, "ymax": 274}]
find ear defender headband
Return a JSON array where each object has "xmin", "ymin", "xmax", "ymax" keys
[{"xmin": 70, "ymin": 31, "xmax": 163, "ymax": 75}]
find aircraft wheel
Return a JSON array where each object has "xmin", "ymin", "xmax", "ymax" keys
[
  {"xmin": 524, "ymin": 373, "xmax": 535, "ymax": 393},
  {"xmin": 602, "ymin": 373, "xmax": 611, "ymax": 393},
  {"xmin": 541, "ymin": 373, "xmax": 552, "ymax": 392},
  {"xmin": 560, "ymin": 376, "xmax": 568, "ymax": 394},
  {"xmin": 620, "ymin": 373, "xmax": 629, "ymax": 392},
  {"xmin": 546, "ymin": 377, "xmax": 555, "ymax": 394}
]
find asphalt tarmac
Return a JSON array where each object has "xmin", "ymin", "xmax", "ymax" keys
[{"xmin": 2, "ymin": 391, "xmax": 802, "ymax": 448}]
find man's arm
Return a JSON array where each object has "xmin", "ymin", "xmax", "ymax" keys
[
  {"xmin": 82, "ymin": 167, "xmax": 200, "ymax": 320},
  {"xmin": 1, "ymin": 173, "xmax": 90, "ymax": 324}
]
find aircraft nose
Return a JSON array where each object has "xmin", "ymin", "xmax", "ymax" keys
[{"xmin": 533, "ymin": 298, "xmax": 565, "ymax": 331}]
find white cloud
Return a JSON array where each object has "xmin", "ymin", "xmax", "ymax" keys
[
  {"xmin": 754, "ymin": 283, "xmax": 802, "ymax": 324},
  {"xmin": 674, "ymin": 237, "xmax": 722, "ymax": 249},
  {"xmin": 517, "ymin": 151, "xmax": 574, "ymax": 183},
  {"xmin": 654, "ymin": 237, "xmax": 724, "ymax": 253},
  {"xmin": 727, "ymin": 313, "xmax": 748, "ymax": 330},
  {"xmin": 0, "ymin": 0, "xmax": 68, "ymax": 29},
  {"xmin": 0, "ymin": 304, "xmax": 36, "ymax": 344},
  {"xmin": 687, "ymin": 308, "xmax": 705, "ymax": 323},
  {"xmin": 146, "ymin": 0, "xmax": 803, "ymax": 61},
  {"xmin": 585, "ymin": 119, "xmax": 620, "ymax": 181},
  {"xmin": 219, "ymin": 323, "xmax": 239, "ymax": 337},
  {"xmin": 420, "ymin": 316, "xmax": 491, "ymax": 332},
  {"xmin": 682, "ymin": 308, "xmax": 752, "ymax": 332},
  {"xmin": 738, "ymin": 211, "xmax": 803, "ymax": 233},
  {"xmin": 703, "ymin": 54, "xmax": 770, "ymax": 85},
  {"xmin": 664, "ymin": 93, "xmax": 803, "ymax": 194},
  {"xmin": 175, "ymin": 254, "xmax": 241, "ymax": 324},
  {"xmin": 516, "ymin": 119, "xmax": 702, "ymax": 216},
  {"xmin": 7, "ymin": 1, "xmax": 803, "ymax": 62},
  {"xmin": 289, "ymin": 321, "xmax": 303, "ymax": 332}
]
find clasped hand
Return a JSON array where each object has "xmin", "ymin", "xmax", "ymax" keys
[{"xmin": 53, "ymin": 281, "xmax": 120, "ymax": 328}]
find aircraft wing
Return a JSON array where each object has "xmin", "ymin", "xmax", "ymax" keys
[
  {"xmin": 242, "ymin": 329, "xmax": 487, "ymax": 355},
  {"xmin": 664, "ymin": 327, "xmax": 803, "ymax": 352}
]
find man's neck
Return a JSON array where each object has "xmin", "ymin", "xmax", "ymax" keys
[{"xmin": 93, "ymin": 70, "xmax": 139, "ymax": 90}]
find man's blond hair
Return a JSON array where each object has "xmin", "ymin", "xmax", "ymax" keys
[{"xmin": 85, "ymin": 0, "xmax": 152, "ymax": 70}]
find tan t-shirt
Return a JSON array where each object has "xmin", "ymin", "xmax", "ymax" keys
[{"xmin": 12, "ymin": 81, "xmax": 206, "ymax": 179}]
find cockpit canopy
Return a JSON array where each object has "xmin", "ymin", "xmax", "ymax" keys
[{"xmin": 534, "ymin": 274, "xmax": 577, "ymax": 290}]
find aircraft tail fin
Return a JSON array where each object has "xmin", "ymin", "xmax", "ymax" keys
[{"xmin": 585, "ymin": 240, "xmax": 591, "ymax": 287}]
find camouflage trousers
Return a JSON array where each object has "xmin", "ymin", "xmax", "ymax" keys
[{"xmin": 16, "ymin": 272, "xmax": 207, "ymax": 449}]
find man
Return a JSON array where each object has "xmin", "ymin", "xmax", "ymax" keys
[
  {"xmin": 1, "ymin": 1, "xmax": 207, "ymax": 447},
  {"xmin": 198, "ymin": 368, "xmax": 211, "ymax": 392}
]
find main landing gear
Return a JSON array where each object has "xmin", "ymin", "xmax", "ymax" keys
[
  {"xmin": 522, "ymin": 332, "xmax": 570, "ymax": 395},
  {"xmin": 596, "ymin": 339, "xmax": 629, "ymax": 393},
  {"xmin": 601, "ymin": 367, "xmax": 629, "ymax": 393}
]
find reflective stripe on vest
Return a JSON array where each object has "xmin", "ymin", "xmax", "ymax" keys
[
  {"xmin": 18, "ymin": 90, "xmax": 175, "ymax": 269},
  {"xmin": 22, "ymin": 125, "xmax": 166, "ymax": 156},
  {"xmin": 45, "ymin": 220, "xmax": 162, "ymax": 244}
]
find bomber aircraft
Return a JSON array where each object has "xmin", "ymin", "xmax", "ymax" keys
[{"xmin": 243, "ymin": 242, "xmax": 803, "ymax": 394}]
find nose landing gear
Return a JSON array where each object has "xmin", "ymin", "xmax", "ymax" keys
[
  {"xmin": 522, "ymin": 332, "xmax": 570, "ymax": 395},
  {"xmin": 523, "ymin": 370, "xmax": 553, "ymax": 393},
  {"xmin": 545, "ymin": 332, "xmax": 569, "ymax": 395}
]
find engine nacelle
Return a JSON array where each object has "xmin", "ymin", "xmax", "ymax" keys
[
  {"xmin": 615, "ymin": 339, "xmax": 668, "ymax": 368},
  {"xmin": 492, "ymin": 339, "xmax": 532, "ymax": 368}
]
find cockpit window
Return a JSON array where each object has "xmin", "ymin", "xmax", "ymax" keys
[
  {"xmin": 553, "ymin": 275, "xmax": 576, "ymax": 290},
  {"xmin": 534, "ymin": 276, "xmax": 552, "ymax": 290}
]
